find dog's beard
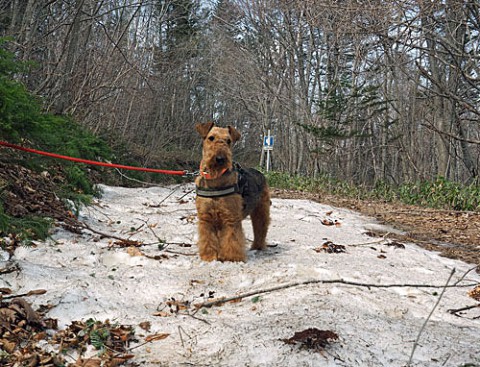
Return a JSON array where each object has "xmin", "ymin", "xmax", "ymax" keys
[{"xmin": 202, "ymin": 149, "xmax": 232, "ymax": 179}]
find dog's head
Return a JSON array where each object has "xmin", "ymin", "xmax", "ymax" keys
[{"xmin": 196, "ymin": 122, "xmax": 241, "ymax": 178}]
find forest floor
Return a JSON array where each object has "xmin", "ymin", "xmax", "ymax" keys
[{"xmin": 1, "ymin": 165, "xmax": 480, "ymax": 366}]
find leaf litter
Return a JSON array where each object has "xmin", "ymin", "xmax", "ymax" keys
[
  {"xmin": 282, "ymin": 328, "xmax": 339, "ymax": 352},
  {"xmin": 0, "ymin": 289, "xmax": 137, "ymax": 367}
]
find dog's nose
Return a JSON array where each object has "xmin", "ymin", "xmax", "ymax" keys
[{"xmin": 216, "ymin": 156, "xmax": 226, "ymax": 165}]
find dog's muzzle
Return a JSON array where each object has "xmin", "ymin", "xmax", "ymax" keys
[{"xmin": 215, "ymin": 156, "xmax": 226, "ymax": 166}]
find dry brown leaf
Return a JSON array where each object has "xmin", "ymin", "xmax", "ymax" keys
[
  {"xmin": 108, "ymin": 355, "xmax": 135, "ymax": 367},
  {"xmin": 314, "ymin": 241, "xmax": 346, "ymax": 254},
  {"xmin": 321, "ymin": 219, "xmax": 334, "ymax": 226},
  {"xmin": 145, "ymin": 333, "xmax": 170, "ymax": 342},
  {"xmin": 26, "ymin": 289, "xmax": 47, "ymax": 296},
  {"xmin": 114, "ymin": 239, "xmax": 142, "ymax": 247},
  {"xmin": 139, "ymin": 321, "xmax": 151, "ymax": 331},
  {"xmin": 127, "ymin": 246, "xmax": 143, "ymax": 257},
  {"xmin": 387, "ymin": 241, "xmax": 406, "ymax": 249},
  {"xmin": 74, "ymin": 357, "xmax": 101, "ymax": 367},
  {"xmin": 468, "ymin": 285, "xmax": 480, "ymax": 301},
  {"xmin": 165, "ymin": 299, "xmax": 189, "ymax": 311},
  {"xmin": 0, "ymin": 338, "xmax": 16, "ymax": 353},
  {"xmin": 0, "ymin": 307, "xmax": 17, "ymax": 322},
  {"xmin": 282, "ymin": 328, "xmax": 339, "ymax": 351},
  {"xmin": 10, "ymin": 298, "xmax": 41, "ymax": 323},
  {"xmin": 152, "ymin": 311, "xmax": 170, "ymax": 317}
]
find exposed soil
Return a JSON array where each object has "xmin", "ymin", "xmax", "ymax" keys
[
  {"xmin": 0, "ymin": 161, "xmax": 73, "ymax": 221},
  {"xmin": 272, "ymin": 189, "xmax": 480, "ymax": 269}
]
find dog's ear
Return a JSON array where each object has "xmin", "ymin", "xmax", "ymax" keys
[
  {"xmin": 228, "ymin": 126, "xmax": 241, "ymax": 143},
  {"xmin": 196, "ymin": 122, "xmax": 215, "ymax": 139}
]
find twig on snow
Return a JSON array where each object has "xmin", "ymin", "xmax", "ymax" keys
[
  {"xmin": 347, "ymin": 233, "xmax": 392, "ymax": 247},
  {"xmin": 0, "ymin": 264, "xmax": 20, "ymax": 275},
  {"xmin": 407, "ymin": 268, "xmax": 456, "ymax": 366},
  {"xmin": 75, "ymin": 221, "xmax": 132, "ymax": 242},
  {"xmin": 157, "ymin": 184, "xmax": 182, "ymax": 205},
  {"xmin": 177, "ymin": 188, "xmax": 195, "ymax": 202},
  {"xmin": 448, "ymin": 303, "xmax": 480, "ymax": 317},
  {"xmin": 193, "ymin": 272, "xmax": 476, "ymax": 311},
  {"xmin": 453, "ymin": 265, "xmax": 479, "ymax": 286}
]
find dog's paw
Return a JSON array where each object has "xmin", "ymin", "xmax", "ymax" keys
[{"xmin": 200, "ymin": 253, "xmax": 218, "ymax": 262}]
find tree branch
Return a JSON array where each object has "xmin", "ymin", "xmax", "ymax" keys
[
  {"xmin": 193, "ymin": 272, "xmax": 477, "ymax": 311},
  {"xmin": 421, "ymin": 122, "xmax": 480, "ymax": 145}
]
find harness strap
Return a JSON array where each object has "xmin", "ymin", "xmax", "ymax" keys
[{"xmin": 196, "ymin": 184, "xmax": 240, "ymax": 198}]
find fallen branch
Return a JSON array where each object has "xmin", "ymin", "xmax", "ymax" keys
[
  {"xmin": 76, "ymin": 221, "xmax": 132, "ymax": 242},
  {"xmin": 193, "ymin": 271, "xmax": 477, "ymax": 310},
  {"xmin": 73, "ymin": 219, "xmax": 196, "ymax": 256}
]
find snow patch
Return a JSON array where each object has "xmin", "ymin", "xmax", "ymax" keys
[{"xmin": 1, "ymin": 183, "xmax": 479, "ymax": 366}]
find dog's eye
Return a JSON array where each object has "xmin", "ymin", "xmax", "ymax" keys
[
  {"xmin": 208, "ymin": 136, "xmax": 215, "ymax": 141},
  {"xmin": 226, "ymin": 139, "xmax": 232, "ymax": 145}
]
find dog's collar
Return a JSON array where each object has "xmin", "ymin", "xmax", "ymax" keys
[
  {"xmin": 199, "ymin": 166, "xmax": 229, "ymax": 180},
  {"xmin": 196, "ymin": 164, "xmax": 245, "ymax": 198},
  {"xmin": 196, "ymin": 184, "xmax": 240, "ymax": 198}
]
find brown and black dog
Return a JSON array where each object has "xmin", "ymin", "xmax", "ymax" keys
[{"xmin": 195, "ymin": 122, "xmax": 270, "ymax": 262}]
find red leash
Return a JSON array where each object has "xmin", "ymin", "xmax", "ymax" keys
[{"xmin": 0, "ymin": 140, "xmax": 189, "ymax": 176}]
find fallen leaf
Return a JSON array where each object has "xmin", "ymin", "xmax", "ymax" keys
[
  {"xmin": 114, "ymin": 239, "xmax": 142, "ymax": 247},
  {"xmin": 315, "ymin": 241, "xmax": 346, "ymax": 254},
  {"xmin": 108, "ymin": 355, "xmax": 135, "ymax": 367},
  {"xmin": 282, "ymin": 328, "xmax": 339, "ymax": 351},
  {"xmin": 145, "ymin": 333, "xmax": 170, "ymax": 342},
  {"xmin": 11, "ymin": 298, "xmax": 42, "ymax": 323},
  {"xmin": 26, "ymin": 289, "xmax": 47, "ymax": 296},
  {"xmin": 0, "ymin": 338, "xmax": 16, "ymax": 353},
  {"xmin": 127, "ymin": 246, "xmax": 143, "ymax": 257},
  {"xmin": 152, "ymin": 311, "xmax": 170, "ymax": 317},
  {"xmin": 387, "ymin": 241, "xmax": 406, "ymax": 249},
  {"xmin": 139, "ymin": 321, "xmax": 151, "ymax": 331},
  {"xmin": 321, "ymin": 219, "xmax": 334, "ymax": 226},
  {"xmin": 74, "ymin": 357, "xmax": 102, "ymax": 367},
  {"xmin": 468, "ymin": 285, "xmax": 480, "ymax": 301}
]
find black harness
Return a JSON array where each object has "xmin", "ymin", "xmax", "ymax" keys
[
  {"xmin": 195, "ymin": 183, "xmax": 240, "ymax": 198},
  {"xmin": 195, "ymin": 164, "xmax": 248, "ymax": 198}
]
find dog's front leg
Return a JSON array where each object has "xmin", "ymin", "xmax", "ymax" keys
[
  {"xmin": 218, "ymin": 222, "xmax": 246, "ymax": 262},
  {"xmin": 197, "ymin": 218, "xmax": 220, "ymax": 262}
]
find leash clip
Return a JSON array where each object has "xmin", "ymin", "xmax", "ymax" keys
[{"xmin": 183, "ymin": 170, "xmax": 199, "ymax": 178}]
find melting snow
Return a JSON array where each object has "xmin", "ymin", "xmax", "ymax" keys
[{"xmin": 1, "ymin": 184, "xmax": 479, "ymax": 366}]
